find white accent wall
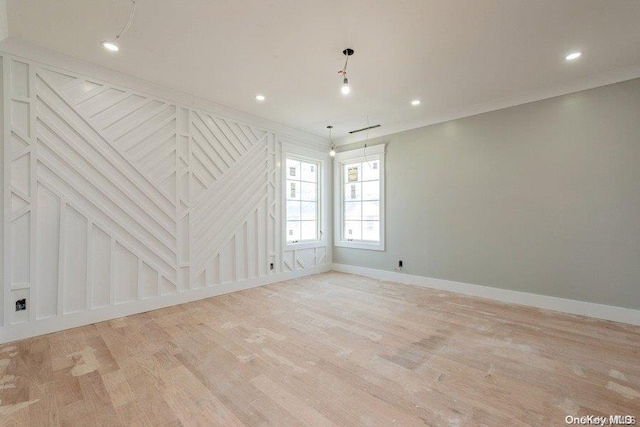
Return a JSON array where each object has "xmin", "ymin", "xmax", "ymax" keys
[{"xmin": 0, "ymin": 49, "xmax": 330, "ymax": 343}]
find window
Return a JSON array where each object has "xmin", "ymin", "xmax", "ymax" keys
[
  {"xmin": 285, "ymin": 157, "xmax": 320, "ymax": 244},
  {"xmin": 334, "ymin": 144, "xmax": 385, "ymax": 250}
]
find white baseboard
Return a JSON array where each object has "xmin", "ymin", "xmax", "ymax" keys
[
  {"xmin": 331, "ymin": 264, "xmax": 640, "ymax": 326},
  {"xmin": 0, "ymin": 265, "xmax": 331, "ymax": 344}
]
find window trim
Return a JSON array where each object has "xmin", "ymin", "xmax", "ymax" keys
[
  {"xmin": 334, "ymin": 144, "xmax": 385, "ymax": 251},
  {"xmin": 282, "ymin": 145, "xmax": 328, "ymax": 250}
]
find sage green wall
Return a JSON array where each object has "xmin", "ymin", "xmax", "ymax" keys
[{"xmin": 334, "ymin": 78, "xmax": 640, "ymax": 309}]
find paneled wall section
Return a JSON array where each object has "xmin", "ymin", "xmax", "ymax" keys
[{"xmin": 1, "ymin": 54, "xmax": 329, "ymax": 334}]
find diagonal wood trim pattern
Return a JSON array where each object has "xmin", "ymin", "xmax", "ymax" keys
[{"xmin": 1, "ymin": 54, "xmax": 328, "ymax": 334}]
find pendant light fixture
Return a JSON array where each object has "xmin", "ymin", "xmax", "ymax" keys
[
  {"xmin": 101, "ymin": 0, "xmax": 137, "ymax": 52},
  {"xmin": 338, "ymin": 48, "xmax": 354, "ymax": 95},
  {"xmin": 328, "ymin": 126, "xmax": 336, "ymax": 157}
]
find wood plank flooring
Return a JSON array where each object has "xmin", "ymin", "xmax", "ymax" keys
[{"xmin": 1, "ymin": 272, "xmax": 639, "ymax": 426}]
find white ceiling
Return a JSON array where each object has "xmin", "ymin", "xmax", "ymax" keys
[{"xmin": 4, "ymin": 0, "xmax": 640, "ymax": 143}]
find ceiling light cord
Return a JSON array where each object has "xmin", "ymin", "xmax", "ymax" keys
[
  {"xmin": 339, "ymin": 48, "xmax": 354, "ymax": 95},
  {"xmin": 328, "ymin": 126, "xmax": 336, "ymax": 157},
  {"xmin": 115, "ymin": 0, "xmax": 136, "ymax": 41},
  {"xmin": 363, "ymin": 116, "xmax": 371, "ymax": 166},
  {"xmin": 338, "ymin": 54, "xmax": 349, "ymax": 80}
]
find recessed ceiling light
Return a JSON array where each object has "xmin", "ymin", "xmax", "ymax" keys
[
  {"xmin": 102, "ymin": 41, "xmax": 119, "ymax": 52},
  {"xmin": 411, "ymin": 100, "xmax": 421, "ymax": 106},
  {"xmin": 565, "ymin": 51, "xmax": 582, "ymax": 61},
  {"xmin": 255, "ymin": 94, "xmax": 265, "ymax": 102}
]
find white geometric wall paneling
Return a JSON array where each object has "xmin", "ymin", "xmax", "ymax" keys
[
  {"xmin": 1, "ymin": 58, "xmax": 183, "ymax": 325},
  {"xmin": 189, "ymin": 110, "xmax": 277, "ymax": 287},
  {"xmin": 283, "ymin": 246, "xmax": 328, "ymax": 272},
  {"xmin": 3, "ymin": 57, "xmax": 36, "ymax": 325},
  {"xmin": 34, "ymin": 66, "xmax": 178, "ymax": 312},
  {"xmin": 176, "ymin": 106, "xmax": 189, "ymax": 292},
  {"xmin": 271, "ymin": 135, "xmax": 281, "ymax": 275},
  {"xmin": 0, "ymin": 57, "xmax": 3, "ymax": 327},
  {"xmin": 1, "ymin": 51, "xmax": 329, "ymax": 340}
]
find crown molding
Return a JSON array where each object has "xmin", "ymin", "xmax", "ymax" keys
[
  {"xmin": 335, "ymin": 62, "xmax": 640, "ymax": 146},
  {"xmin": 0, "ymin": 37, "xmax": 330, "ymax": 149}
]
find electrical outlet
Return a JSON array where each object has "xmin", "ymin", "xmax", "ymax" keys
[
  {"xmin": 270, "ymin": 263, "xmax": 274, "ymax": 271},
  {"xmin": 15, "ymin": 299, "xmax": 26, "ymax": 311},
  {"xmin": 399, "ymin": 260, "xmax": 403, "ymax": 268}
]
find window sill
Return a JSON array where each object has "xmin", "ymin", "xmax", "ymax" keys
[
  {"xmin": 334, "ymin": 240, "xmax": 385, "ymax": 251},
  {"xmin": 285, "ymin": 240, "xmax": 326, "ymax": 251}
]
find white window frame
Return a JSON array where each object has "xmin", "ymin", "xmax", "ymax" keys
[
  {"xmin": 282, "ymin": 144, "xmax": 329, "ymax": 250},
  {"xmin": 334, "ymin": 144, "xmax": 385, "ymax": 251}
]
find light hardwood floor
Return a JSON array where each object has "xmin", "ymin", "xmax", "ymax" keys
[{"xmin": 1, "ymin": 272, "xmax": 639, "ymax": 426}]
